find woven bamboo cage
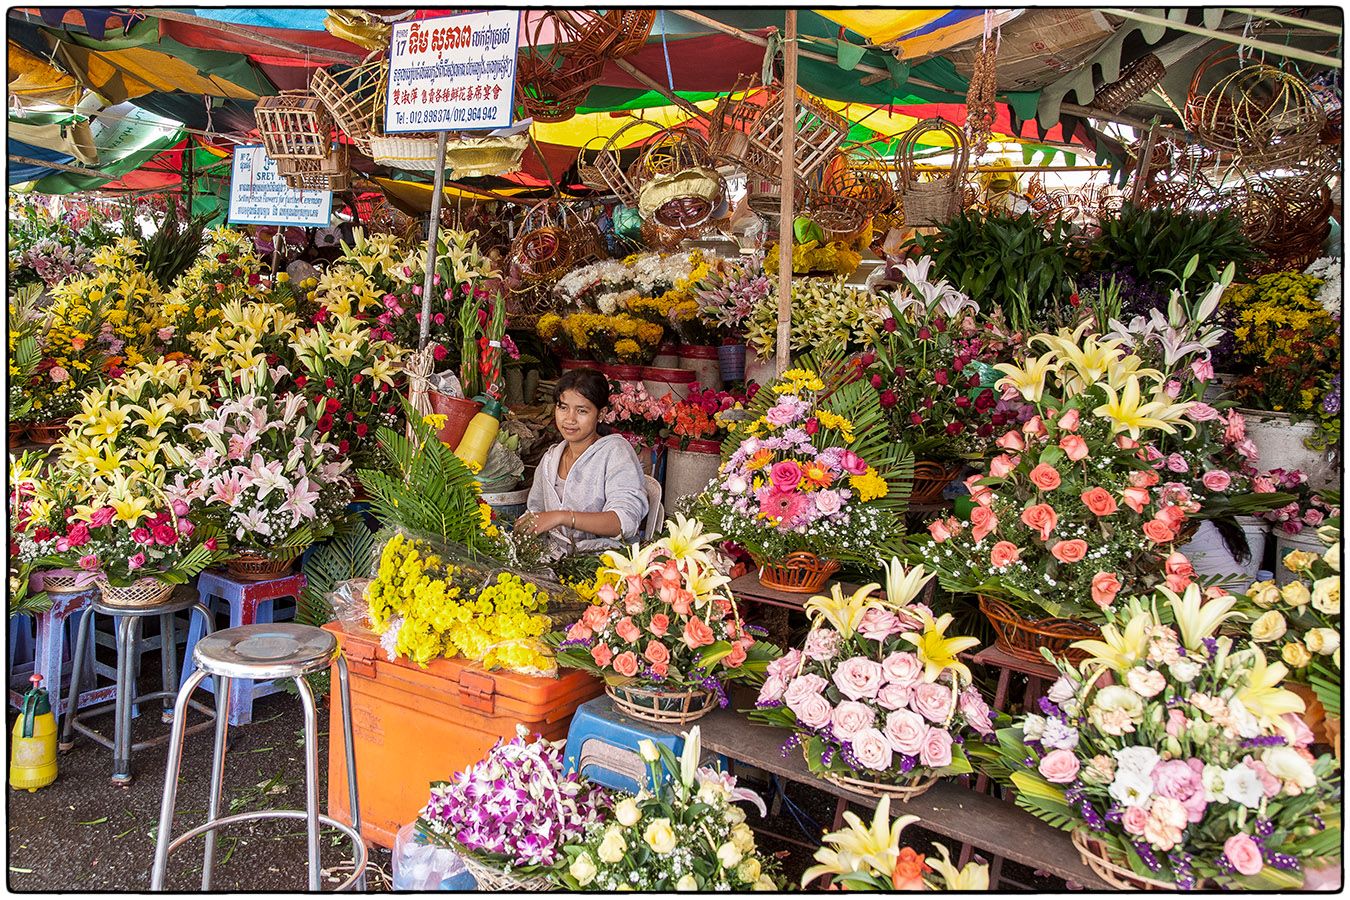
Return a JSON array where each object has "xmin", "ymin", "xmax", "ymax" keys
[
  {"xmin": 1196, "ymin": 63, "xmax": 1327, "ymax": 169},
  {"xmin": 277, "ymin": 144, "xmax": 350, "ymax": 192},
  {"xmin": 309, "ymin": 53, "xmax": 387, "ymax": 154},
  {"xmin": 555, "ymin": 9, "xmax": 655, "ymax": 59},
  {"xmin": 510, "ymin": 202, "xmax": 575, "ymax": 282},
  {"xmin": 515, "ymin": 13, "xmax": 605, "ymax": 123},
  {"xmin": 255, "ymin": 91, "xmax": 334, "ymax": 160},
  {"xmin": 577, "ymin": 119, "xmax": 665, "ymax": 204},
  {"xmin": 707, "ymin": 73, "xmax": 761, "ymax": 168},
  {"xmin": 640, "ymin": 217, "xmax": 688, "ymax": 251},
  {"xmin": 734, "ymin": 85, "xmax": 851, "ymax": 182},
  {"xmin": 565, "ymin": 208, "xmax": 607, "ymax": 267},
  {"xmin": 897, "ymin": 118, "xmax": 968, "ymax": 228},
  {"xmin": 1089, "ymin": 53, "xmax": 1166, "ymax": 115}
]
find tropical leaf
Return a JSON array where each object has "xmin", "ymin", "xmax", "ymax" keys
[{"xmin": 297, "ymin": 514, "xmax": 376, "ymax": 627}]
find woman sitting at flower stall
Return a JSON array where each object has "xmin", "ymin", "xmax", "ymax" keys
[{"xmin": 521, "ymin": 368, "xmax": 648, "ymax": 556}]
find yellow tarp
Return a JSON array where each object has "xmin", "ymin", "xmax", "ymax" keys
[
  {"xmin": 376, "ymin": 177, "xmax": 535, "ymax": 213},
  {"xmin": 530, "ymin": 98, "xmax": 722, "ymax": 149},
  {"xmin": 813, "ymin": 9, "xmax": 1021, "ymax": 58},
  {"xmin": 8, "ymin": 40, "xmax": 82, "ymax": 108},
  {"xmin": 51, "ymin": 41, "xmax": 263, "ymax": 105}
]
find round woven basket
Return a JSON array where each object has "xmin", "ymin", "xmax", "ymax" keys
[
  {"xmin": 8, "ymin": 421, "xmax": 26, "ymax": 444},
  {"xmin": 978, "ymin": 595, "xmax": 1098, "ymax": 666},
  {"xmin": 27, "ymin": 418, "xmax": 69, "ymax": 445},
  {"xmin": 910, "ymin": 460, "xmax": 963, "ymax": 504},
  {"xmin": 459, "ymin": 853, "xmax": 553, "ymax": 892},
  {"xmin": 1070, "ymin": 830, "xmax": 1186, "ymax": 890},
  {"xmin": 225, "ymin": 550, "xmax": 301, "ymax": 582},
  {"xmin": 754, "ymin": 551, "xmax": 840, "ymax": 594},
  {"xmin": 97, "ymin": 577, "xmax": 175, "ymax": 609},
  {"xmin": 607, "ymin": 683, "xmax": 716, "ymax": 724},
  {"xmin": 811, "ymin": 752, "xmax": 940, "ymax": 802},
  {"xmin": 34, "ymin": 569, "xmax": 99, "ymax": 595}
]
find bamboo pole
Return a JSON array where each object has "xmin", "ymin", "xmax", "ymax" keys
[
  {"xmin": 418, "ymin": 131, "xmax": 449, "ymax": 350},
  {"xmin": 1129, "ymin": 118, "xmax": 1162, "ymax": 205},
  {"xmin": 1102, "ymin": 9, "xmax": 1343, "ymax": 68},
  {"xmin": 776, "ymin": 12, "xmax": 797, "ymax": 378},
  {"xmin": 1226, "ymin": 8, "xmax": 1342, "ymax": 35},
  {"xmin": 610, "ymin": 58, "xmax": 711, "ymax": 121}
]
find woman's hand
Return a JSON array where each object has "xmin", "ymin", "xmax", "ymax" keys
[{"xmin": 518, "ymin": 510, "xmax": 567, "ymax": 535}]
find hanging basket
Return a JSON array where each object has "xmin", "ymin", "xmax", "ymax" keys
[
  {"xmin": 510, "ymin": 202, "xmax": 576, "ymax": 282},
  {"xmin": 225, "ymin": 550, "xmax": 302, "ymax": 582},
  {"xmin": 277, "ymin": 145, "xmax": 351, "ymax": 192},
  {"xmin": 638, "ymin": 167, "xmax": 725, "ymax": 231},
  {"xmin": 458, "ymin": 853, "xmax": 554, "ymax": 892},
  {"xmin": 26, "ymin": 418, "xmax": 69, "ymax": 445},
  {"xmin": 1188, "ymin": 57, "xmax": 1325, "ymax": 169},
  {"xmin": 1071, "ymin": 830, "xmax": 1189, "ymax": 891},
  {"xmin": 898, "ymin": 118, "xmax": 968, "ymax": 228},
  {"xmin": 516, "ymin": 16, "xmax": 606, "ymax": 124},
  {"xmin": 910, "ymin": 460, "xmax": 964, "ymax": 505},
  {"xmin": 977, "ymin": 595, "xmax": 1098, "ymax": 666},
  {"xmin": 97, "ymin": 577, "xmax": 176, "ymax": 610},
  {"xmin": 555, "ymin": 9, "xmax": 655, "ymax": 60},
  {"xmin": 737, "ymin": 85, "xmax": 851, "ymax": 182},
  {"xmin": 810, "ymin": 750, "xmax": 940, "ymax": 802},
  {"xmin": 753, "ymin": 551, "xmax": 840, "ymax": 594},
  {"xmin": 606, "ymin": 683, "xmax": 717, "ymax": 724},
  {"xmin": 310, "ymin": 53, "xmax": 387, "ymax": 154},
  {"xmin": 1090, "ymin": 53, "xmax": 1166, "ymax": 115},
  {"xmin": 442, "ymin": 133, "xmax": 529, "ymax": 178},
  {"xmin": 254, "ymin": 90, "xmax": 334, "ymax": 160},
  {"xmin": 707, "ymin": 73, "xmax": 762, "ymax": 168}
]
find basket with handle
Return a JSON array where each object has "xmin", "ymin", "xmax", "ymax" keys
[
  {"xmin": 515, "ymin": 13, "xmax": 605, "ymax": 123},
  {"xmin": 606, "ymin": 683, "xmax": 717, "ymax": 724},
  {"xmin": 555, "ymin": 9, "xmax": 655, "ymax": 60},
  {"xmin": 511, "ymin": 202, "xmax": 574, "ymax": 282},
  {"xmin": 631, "ymin": 126, "xmax": 725, "ymax": 233},
  {"xmin": 254, "ymin": 90, "xmax": 334, "ymax": 160},
  {"xmin": 1071, "ymin": 830, "xmax": 1193, "ymax": 890},
  {"xmin": 707, "ymin": 73, "xmax": 761, "ymax": 167},
  {"xmin": 1202, "ymin": 63, "xmax": 1326, "ymax": 169},
  {"xmin": 738, "ymin": 85, "xmax": 851, "ymax": 182},
  {"xmin": 898, "ymin": 118, "xmax": 968, "ymax": 228},
  {"xmin": 582, "ymin": 118, "xmax": 666, "ymax": 205},
  {"xmin": 309, "ymin": 52, "xmax": 387, "ymax": 154},
  {"xmin": 752, "ymin": 551, "xmax": 840, "ymax": 594},
  {"xmin": 977, "ymin": 594, "xmax": 1098, "ymax": 665}
]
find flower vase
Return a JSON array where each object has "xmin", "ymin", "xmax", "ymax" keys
[
  {"xmin": 676, "ymin": 344, "xmax": 722, "ymax": 390},
  {"xmin": 662, "ymin": 437, "xmax": 722, "ymax": 508},
  {"xmin": 606, "ymin": 683, "xmax": 716, "ymax": 724},
  {"xmin": 427, "ymin": 392, "xmax": 483, "ymax": 448},
  {"xmin": 1274, "ymin": 527, "xmax": 1326, "ymax": 586},
  {"xmin": 1238, "ymin": 408, "xmax": 1333, "ymax": 489},
  {"xmin": 753, "ymin": 551, "xmax": 840, "ymax": 594},
  {"xmin": 651, "ymin": 341, "xmax": 680, "ymax": 369},
  {"xmin": 745, "ymin": 346, "xmax": 777, "ymax": 386},
  {"xmin": 600, "ymin": 364, "xmax": 644, "ymax": 390}
]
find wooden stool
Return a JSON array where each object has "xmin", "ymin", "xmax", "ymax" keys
[{"xmin": 180, "ymin": 571, "xmax": 305, "ymax": 725}]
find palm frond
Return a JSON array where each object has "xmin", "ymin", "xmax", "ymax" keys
[{"xmin": 297, "ymin": 514, "xmax": 376, "ymax": 627}]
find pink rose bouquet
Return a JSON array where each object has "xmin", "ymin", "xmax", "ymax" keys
[
  {"xmin": 750, "ymin": 560, "xmax": 988, "ymax": 790},
  {"xmin": 979, "ymin": 585, "xmax": 1340, "ymax": 889},
  {"xmin": 599, "ymin": 381, "xmax": 668, "ymax": 453}
]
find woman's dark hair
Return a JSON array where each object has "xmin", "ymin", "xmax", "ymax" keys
[{"xmin": 553, "ymin": 368, "xmax": 610, "ymax": 411}]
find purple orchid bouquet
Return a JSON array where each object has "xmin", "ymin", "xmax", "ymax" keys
[{"xmin": 417, "ymin": 726, "xmax": 608, "ymax": 874}]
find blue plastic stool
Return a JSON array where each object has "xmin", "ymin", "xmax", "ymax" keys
[
  {"xmin": 179, "ymin": 571, "xmax": 304, "ymax": 725},
  {"xmin": 563, "ymin": 697, "xmax": 687, "ymax": 794}
]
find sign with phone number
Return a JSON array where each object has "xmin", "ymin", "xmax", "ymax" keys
[{"xmin": 384, "ymin": 10, "xmax": 520, "ymax": 134}]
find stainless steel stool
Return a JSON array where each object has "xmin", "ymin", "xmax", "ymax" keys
[
  {"xmin": 150, "ymin": 624, "xmax": 367, "ymax": 891},
  {"xmin": 60, "ymin": 594, "xmax": 216, "ymax": 784}
]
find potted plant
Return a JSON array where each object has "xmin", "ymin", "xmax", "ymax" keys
[
  {"xmin": 553, "ymin": 516, "xmax": 775, "ymax": 723},
  {"xmin": 978, "ymin": 586, "xmax": 1341, "ymax": 890},
  {"xmin": 661, "ymin": 385, "xmax": 753, "ymax": 509},
  {"xmin": 752, "ymin": 559, "xmax": 990, "ymax": 799},
  {"xmin": 864, "ymin": 255, "xmax": 1019, "ymax": 503},
  {"xmin": 183, "ymin": 367, "xmax": 354, "ymax": 580},
  {"xmin": 417, "ymin": 727, "xmax": 607, "ymax": 889},
  {"xmin": 694, "ymin": 355, "xmax": 912, "ymax": 593},
  {"xmin": 926, "ymin": 326, "xmax": 1204, "ymax": 660},
  {"xmin": 554, "ymin": 726, "xmax": 784, "ymax": 891}
]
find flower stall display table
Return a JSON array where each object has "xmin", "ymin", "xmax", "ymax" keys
[
  {"xmin": 178, "ymin": 571, "xmax": 305, "ymax": 726},
  {"xmin": 323, "ymin": 620, "xmax": 604, "ymax": 849},
  {"xmin": 972, "ymin": 643, "xmax": 1060, "ymax": 717},
  {"xmin": 729, "ymin": 574, "xmax": 861, "ymax": 649},
  {"xmin": 645, "ymin": 705, "xmax": 1110, "ymax": 890}
]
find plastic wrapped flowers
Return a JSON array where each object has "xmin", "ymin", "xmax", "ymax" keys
[
  {"xmin": 417, "ymin": 726, "xmax": 606, "ymax": 882},
  {"xmin": 984, "ymin": 585, "xmax": 1341, "ymax": 889}
]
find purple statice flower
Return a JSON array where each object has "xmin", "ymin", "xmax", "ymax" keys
[{"xmin": 1324, "ymin": 374, "xmax": 1341, "ymax": 416}]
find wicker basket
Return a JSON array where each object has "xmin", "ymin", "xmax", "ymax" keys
[
  {"xmin": 225, "ymin": 550, "xmax": 301, "ymax": 582},
  {"xmin": 277, "ymin": 146, "xmax": 350, "ymax": 192},
  {"xmin": 977, "ymin": 595, "xmax": 1098, "ymax": 666},
  {"xmin": 443, "ymin": 133, "xmax": 528, "ymax": 178},
  {"xmin": 8, "ymin": 421, "xmax": 27, "ymax": 444},
  {"xmin": 898, "ymin": 119, "xmax": 968, "ymax": 228},
  {"xmin": 26, "ymin": 418, "xmax": 68, "ymax": 445},
  {"xmin": 556, "ymin": 9, "xmax": 655, "ymax": 60},
  {"xmin": 515, "ymin": 18, "xmax": 606, "ymax": 125},
  {"xmin": 458, "ymin": 853, "xmax": 554, "ymax": 892},
  {"xmin": 1193, "ymin": 61, "xmax": 1326, "ymax": 168},
  {"xmin": 255, "ymin": 91, "xmax": 334, "ymax": 160},
  {"xmin": 754, "ymin": 551, "xmax": 840, "ymax": 594},
  {"xmin": 1090, "ymin": 53, "xmax": 1166, "ymax": 115},
  {"xmin": 1071, "ymin": 830, "xmax": 1186, "ymax": 890},
  {"xmin": 310, "ymin": 55, "xmax": 387, "ymax": 154},
  {"xmin": 910, "ymin": 460, "xmax": 963, "ymax": 505},
  {"xmin": 639, "ymin": 168, "xmax": 724, "ymax": 231},
  {"xmin": 97, "ymin": 577, "xmax": 175, "ymax": 609},
  {"xmin": 34, "ymin": 569, "xmax": 98, "ymax": 595},
  {"xmin": 738, "ymin": 85, "xmax": 851, "ymax": 182},
  {"xmin": 511, "ymin": 202, "xmax": 575, "ymax": 282},
  {"xmin": 369, "ymin": 134, "xmax": 444, "ymax": 171},
  {"xmin": 607, "ymin": 683, "xmax": 716, "ymax": 724},
  {"xmin": 812, "ymin": 753, "xmax": 940, "ymax": 802}
]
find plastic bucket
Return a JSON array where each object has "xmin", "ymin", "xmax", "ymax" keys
[
  {"xmin": 1274, "ymin": 527, "xmax": 1326, "ymax": 586},
  {"xmin": 640, "ymin": 366, "xmax": 696, "ymax": 403},
  {"xmin": 717, "ymin": 343, "xmax": 747, "ymax": 383},
  {"xmin": 651, "ymin": 341, "xmax": 680, "ymax": 369},
  {"xmin": 427, "ymin": 392, "xmax": 482, "ymax": 448},
  {"xmin": 677, "ymin": 344, "xmax": 721, "ymax": 390},
  {"xmin": 1239, "ymin": 408, "xmax": 1333, "ymax": 489},
  {"xmin": 480, "ymin": 488, "xmax": 529, "ymax": 523}
]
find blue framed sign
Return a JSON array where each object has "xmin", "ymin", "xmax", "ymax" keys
[{"xmin": 227, "ymin": 145, "xmax": 333, "ymax": 227}]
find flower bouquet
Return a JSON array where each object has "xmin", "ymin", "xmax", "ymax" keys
[
  {"xmin": 751, "ymin": 560, "xmax": 989, "ymax": 799},
  {"xmin": 555, "ymin": 727, "xmax": 783, "ymax": 891},
  {"xmin": 600, "ymin": 381, "xmax": 668, "ymax": 457},
  {"xmin": 190, "ymin": 299, "xmax": 303, "ymax": 376},
  {"xmin": 693, "ymin": 253, "xmax": 771, "ymax": 340},
  {"xmin": 694, "ymin": 355, "xmax": 912, "ymax": 592},
  {"xmin": 744, "ymin": 277, "xmax": 878, "ymax": 361},
  {"xmin": 160, "ymin": 226, "xmax": 269, "ymax": 350},
  {"xmin": 803, "ymin": 796, "xmax": 990, "ymax": 889},
  {"xmin": 556, "ymin": 312, "xmax": 665, "ymax": 366},
  {"xmin": 417, "ymin": 726, "xmax": 607, "ymax": 889},
  {"xmin": 979, "ymin": 586, "xmax": 1341, "ymax": 890},
  {"xmin": 863, "ymin": 256, "xmax": 1017, "ymax": 490},
  {"xmin": 1253, "ymin": 469, "xmax": 1338, "ymax": 537},
  {"xmin": 663, "ymin": 385, "xmax": 751, "ymax": 450},
  {"xmin": 10, "ymin": 452, "xmax": 99, "ymax": 593},
  {"xmin": 553, "ymin": 516, "xmax": 776, "ymax": 723},
  {"xmin": 180, "ymin": 367, "xmax": 353, "ymax": 579},
  {"xmin": 925, "ymin": 325, "xmax": 1202, "ymax": 655}
]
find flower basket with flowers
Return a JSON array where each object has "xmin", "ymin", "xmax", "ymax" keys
[
  {"xmin": 863, "ymin": 255, "xmax": 1019, "ymax": 481},
  {"xmin": 552, "ymin": 516, "xmax": 777, "ymax": 722},
  {"xmin": 751, "ymin": 560, "xmax": 990, "ymax": 798},
  {"xmin": 417, "ymin": 726, "xmax": 607, "ymax": 889},
  {"xmin": 694, "ymin": 354, "xmax": 912, "ymax": 590},
  {"xmin": 178, "ymin": 366, "xmax": 354, "ymax": 580},
  {"xmin": 290, "ymin": 313, "xmax": 404, "ymax": 468},
  {"xmin": 663, "ymin": 385, "xmax": 753, "ymax": 450},
  {"xmin": 160, "ymin": 226, "xmax": 270, "ymax": 352},
  {"xmin": 925, "ymin": 324, "xmax": 1204, "ymax": 647},
  {"xmin": 600, "ymin": 381, "xmax": 668, "ymax": 460},
  {"xmin": 802, "ymin": 796, "xmax": 990, "ymax": 889},
  {"xmin": 555, "ymin": 726, "xmax": 784, "ymax": 891},
  {"xmin": 974, "ymin": 586, "xmax": 1342, "ymax": 890}
]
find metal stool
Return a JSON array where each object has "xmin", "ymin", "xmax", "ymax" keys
[
  {"xmin": 150, "ymin": 624, "xmax": 367, "ymax": 892},
  {"xmin": 60, "ymin": 594, "xmax": 216, "ymax": 784}
]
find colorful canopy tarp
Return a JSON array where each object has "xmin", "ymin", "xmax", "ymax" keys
[{"xmin": 813, "ymin": 9, "xmax": 1022, "ymax": 58}]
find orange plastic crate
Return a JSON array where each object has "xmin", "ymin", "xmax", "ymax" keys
[{"xmin": 324, "ymin": 621, "xmax": 602, "ymax": 848}]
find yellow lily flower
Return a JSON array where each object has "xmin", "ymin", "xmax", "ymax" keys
[
  {"xmin": 682, "ymin": 563, "xmax": 731, "ymax": 603},
  {"xmin": 1072, "ymin": 610, "xmax": 1152, "ymax": 675},
  {"xmin": 993, "ymin": 351, "xmax": 1060, "ymax": 403},
  {"xmin": 602, "ymin": 543, "xmax": 658, "ymax": 580},
  {"xmin": 801, "ymin": 796, "xmax": 919, "ymax": 886},
  {"xmin": 901, "ymin": 612, "xmax": 979, "ymax": 685},
  {"xmin": 927, "ymin": 844, "xmax": 990, "ymax": 890},
  {"xmin": 109, "ymin": 494, "xmax": 152, "ymax": 526},
  {"xmin": 90, "ymin": 445, "xmax": 128, "ymax": 480},
  {"xmin": 363, "ymin": 356, "xmax": 400, "ymax": 388},
  {"xmin": 659, "ymin": 514, "xmax": 722, "ymax": 566},
  {"xmin": 87, "ymin": 403, "xmax": 132, "ymax": 440},
  {"xmin": 1091, "ymin": 375, "xmax": 1179, "ymax": 439},
  {"xmin": 133, "ymin": 401, "xmax": 173, "ymax": 438},
  {"xmin": 804, "ymin": 583, "xmax": 881, "ymax": 640},
  {"xmin": 882, "ymin": 557, "xmax": 934, "ymax": 608},
  {"xmin": 1237, "ymin": 652, "xmax": 1306, "ymax": 723}
]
